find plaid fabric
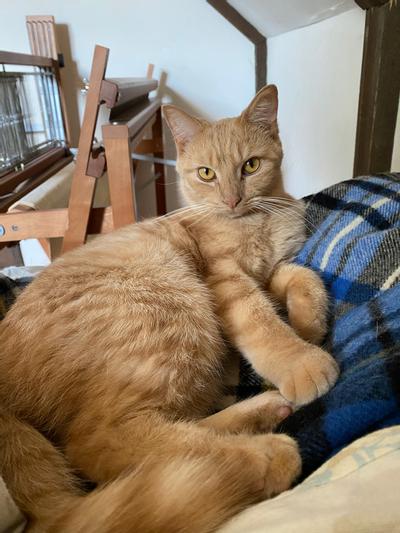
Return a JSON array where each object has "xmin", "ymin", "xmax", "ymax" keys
[
  {"xmin": 278, "ymin": 173, "xmax": 400, "ymax": 478},
  {"xmin": 0, "ymin": 275, "xmax": 29, "ymax": 320},
  {"xmin": 1, "ymin": 174, "xmax": 400, "ymax": 479},
  {"xmin": 0, "ymin": 267, "xmax": 42, "ymax": 319}
]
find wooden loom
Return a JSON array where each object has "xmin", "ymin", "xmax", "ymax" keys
[{"xmin": 0, "ymin": 44, "xmax": 166, "ymax": 254}]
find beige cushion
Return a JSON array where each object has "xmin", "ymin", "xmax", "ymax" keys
[
  {"xmin": 0, "ymin": 476, "xmax": 25, "ymax": 533},
  {"xmin": 220, "ymin": 425, "xmax": 400, "ymax": 533}
]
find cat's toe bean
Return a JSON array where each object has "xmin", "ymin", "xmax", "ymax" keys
[{"xmin": 253, "ymin": 390, "xmax": 293, "ymax": 432}]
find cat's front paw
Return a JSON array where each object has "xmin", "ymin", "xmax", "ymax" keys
[{"xmin": 277, "ymin": 347, "xmax": 339, "ymax": 406}]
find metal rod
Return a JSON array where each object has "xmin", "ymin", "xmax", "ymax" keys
[{"xmin": 131, "ymin": 153, "xmax": 176, "ymax": 166}]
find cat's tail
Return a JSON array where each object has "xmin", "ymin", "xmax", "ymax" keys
[{"xmin": 0, "ymin": 411, "xmax": 250, "ymax": 533}]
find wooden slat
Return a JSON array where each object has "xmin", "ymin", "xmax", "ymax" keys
[
  {"xmin": 107, "ymin": 77, "xmax": 158, "ymax": 110},
  {"xmin": 134, "ymin": 138, "xmax": 160, "ymax": 154},
  {"xmin": 0, "ymin": 207, "xmax": 113, "ymax": 242},
  {"xmin": 128, "ymin": 119, "xmax": 156, "ymax": 151},
  {"xmin": 26, "ymin": 15, "xmax": 71, "ymax": 144},
  {"xmin": 62, "ymin": 45, "xmax": 110, "ymax": 253},
  {"xmin": 0, "ymin": 147, "xmax": 68, "ymax": 196},
  {"xmin": 152, "ymin": 107, "xmax": 167, "ymax": 216},
  {"xmin": 87, "ymin": 206, "xmax": 114, "ymax": 235},
  {"xmin": 0, "ymin": 154, "xmax": 73, "ymax": 213},
  {"xmin": 355, "ymin": 0, "xmax": 390, "ymax": 9},
  {"xmin": 146, "ymin": 63, "xmax": 155, "ymax": 79},
  {"xmin": 0, "ymin": 50, "xmax": 56, "ymax": 68},
  {"xmin": 103, "ymin": 98, "xmax": 161, "ymax": 139},
  {"xmin": 353, "ymin": 1, "xmax": 400, "ymax": 176},
  {"xmin": 54, "ymin": 60, "xmax": 71, "ymax": 145},
  {"xmin": 26, "ymin": 15, "xmax": 58, "ymax": 60},
  {"xmin": 103, "ymin": 136, "xmax": 137, "ymax": 228}
]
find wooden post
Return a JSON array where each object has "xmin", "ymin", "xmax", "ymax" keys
[
  {"xmin": 353, "ymin": 1, "xmax": 400, "ymax": 176},
  {"xmin": 152, "ymin": 108, "xmax": 167, "ymax": 216},
  {"xmin": 103, "ymin": 130, "xmax": 137, "ymax": 229},
  {"xmin": 62, "ymin": 45, "xmax": 109, "ymax": 253}
]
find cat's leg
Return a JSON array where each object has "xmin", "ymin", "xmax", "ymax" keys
[
  {"xmin": 56, "ymin": 445, "xmax": 299, "ymax": 533},
  {"xmin": 0, "ymin": 410, "xmax": 299, "ymax": 533},
  {"xmin": 65, "ymin": 408, "xmax": 300, "ymax": 502},
  {"xmin": 208, "ymin": 259, "xmax": 339, "ymax": 406},
  {"xmin": 268, "ymin": 263, "xmax": 329, "ymax": 344},
  {"xmin": 199, "ymin": 390, "xmax": 292, "ymax": 434}
]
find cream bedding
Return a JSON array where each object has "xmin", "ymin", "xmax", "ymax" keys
[
  {"xmin": 221, "ymin": 425, "xmax": 400, "ymax": 533},
  {"xmin": 0, "ymin": 476, "xmax": 25, "ymax": 533}
]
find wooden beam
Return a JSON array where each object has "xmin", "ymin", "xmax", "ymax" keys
[
  {"xmin": 354, "ymin": 0, "xmax": 390, "ymax": 9},
  {"xmin": 206, "ymin": 0, "xmax": 267, "ymax": 91},
  {"xmin": 0, "ymin": 147, "xmax": 69, "ymax": 196},
  {"xmin": 0, "ymin": 50, "xmax": 56, "ymax": 68},
  {"xmin": 103, "ymin": 135, "xmax": 137, "ymax": 228},
  {"xmin": 0, "ymin": 207, "xmax": 113, "ymax": 242},
  {"xmin": 353, "ymin": 1, "xmax": 400, "ymax": 176},
  {"xmin": 62, "ymin": 45, "xmax": 109, "ymax": 253},
  {"xmin": 152, "ymin": 107, "xmax": 167, "ymax": 216},
  {"xmin": 0, "ymin": 155, "xmax": 73, "ymax": 213}
]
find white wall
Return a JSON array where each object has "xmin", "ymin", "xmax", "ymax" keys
[
  {"xmin": 0, "ymin": 0, "xmax": 255, "ymax": 119},
  {"xmin": 1, "ymin": 2, "xmax": 398, "ymax": 209},
  {"xmin": 230, "ymin": 0, "xmax": 355, "ymax": 37},
  {"xmin": 268, "ymin": 8, "xmax": 366, "ymax": 197},
  {"xmin": 0, "ymin": 0, "xmax": 255, "ymax": 214}
]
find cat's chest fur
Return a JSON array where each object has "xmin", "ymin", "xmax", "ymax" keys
[{"xmin": 193, "ymin": 209, "xmax": 305, "ymax": 283}]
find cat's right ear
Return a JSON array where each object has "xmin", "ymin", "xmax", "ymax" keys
[
  {"xmin": 162, "ymin": 105, "xmax": 203, "ymax": 152},
  {"xmin": 241, "ymin": 84, "xmax": 278, "ymax": 128}
]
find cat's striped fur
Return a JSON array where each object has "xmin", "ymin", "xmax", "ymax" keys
[{"xmin": 0, "ymin": 86, "xmax": 338, "ymax": 532}]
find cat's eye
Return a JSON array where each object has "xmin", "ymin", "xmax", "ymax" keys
[
  {"xmin": 198, "ymin": 167, "xmax": 216, "ymax": 181},
  {"xmin": 242, "ymin": 157, "xmax": 260, "ymax": 175}
]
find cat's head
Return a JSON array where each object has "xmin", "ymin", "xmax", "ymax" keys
[{"xmin": 163, "ymin": 85, "xmax": 284, "ymax": 217}]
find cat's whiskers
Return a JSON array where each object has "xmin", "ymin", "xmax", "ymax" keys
[
  {"xmin": 249, "ymin": 201, "xmax": 313, "ymax": 233},
  {"xmin": 250, "ymin": 198, "xmax": 319, "ymax": 234},
  {"xmin": 185, "ymin": 208, "xmax": 215, "ymax": 230},
  {"xmin": 155, "ymin": 204, "xmax": 206, "ymax": 223},
  {"xmin": 260, "ymin": 197, "xmax": 320, "ymax": 233}
]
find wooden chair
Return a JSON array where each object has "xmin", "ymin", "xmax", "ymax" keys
[{"xmin": 0, "ymin": 44, "xmax": 167, "ymax": 257}]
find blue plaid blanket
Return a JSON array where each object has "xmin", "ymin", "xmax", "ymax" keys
[
  {"xmin": 279, "ymin": 173, "xmax": 400, "ymax": 478},
  {"xmin": 1, "ymin": 174, "xmax": 400, "ymax": 480}
]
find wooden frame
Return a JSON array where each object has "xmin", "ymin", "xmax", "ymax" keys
[
  {"xmin": 0, "ymin": 44, "xmax": 167, "ymax": 257},
  {"xmin": 0, "ymin": 50, "xmax": 72, "ymax": 209},
  {"xmin": 0, "ymin": 50, "xmax": 56, "ymax": 68},
  {"xmin": 26, "ymin": 15, "xmax": 71, "ymax": 145},
  {"xmin": 26, "ymin": 15, "xmax": 59, "ymax": 61}
]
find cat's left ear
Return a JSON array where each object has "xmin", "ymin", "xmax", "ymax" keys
[
  {"xmin": 162, "ymin": 105, "xmax": 204, "ymax": 152},
  {"xmin": 241, "ymin": 84, "xmax": 278, "ymax": 128}
]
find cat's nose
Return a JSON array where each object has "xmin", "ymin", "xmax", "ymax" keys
[{"xmin": 224, "ymin": 196, "xmax": 241, "ymax": 209}]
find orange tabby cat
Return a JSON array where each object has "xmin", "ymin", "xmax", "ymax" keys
[{"xmin": 0, "ymin": 85, "xmax": 338, "ymax": 532}]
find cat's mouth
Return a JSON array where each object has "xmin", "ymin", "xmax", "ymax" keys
[{"xmin": 222, "ymin": 204, "xmax": 252, "ymax": 219}]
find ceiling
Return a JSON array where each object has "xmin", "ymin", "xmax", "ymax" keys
[{"xmin": 228, "ymin": 0, "xmax": 358, "ymax": 37}]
